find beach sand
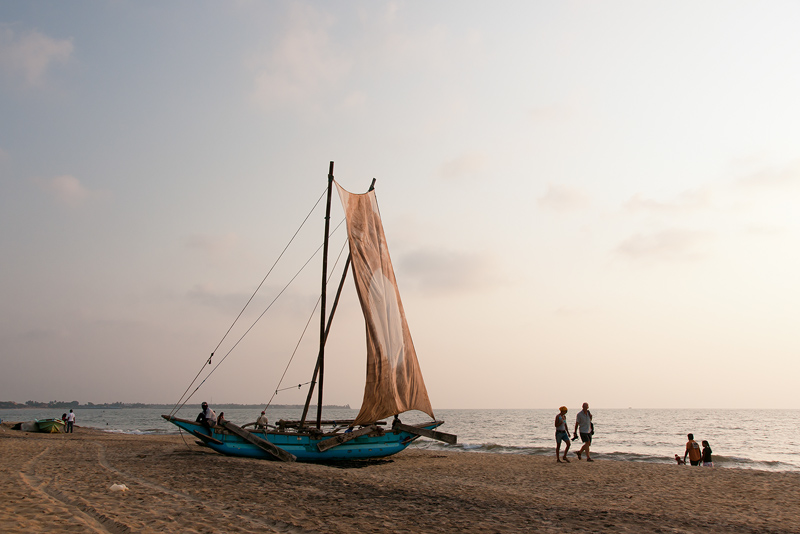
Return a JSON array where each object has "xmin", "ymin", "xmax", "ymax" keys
[{"xmin": 1, "ymin": 423, "xmax": 799, "ymax": 533}]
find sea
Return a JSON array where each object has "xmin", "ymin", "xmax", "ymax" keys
[{"xmin": 2, "ymin": 407, "xmax": 798, "ymax": 472}]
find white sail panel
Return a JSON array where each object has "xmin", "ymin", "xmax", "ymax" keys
[{"xmin": 335, "ymin": 182, "xmax": 434, "ymax": 425}]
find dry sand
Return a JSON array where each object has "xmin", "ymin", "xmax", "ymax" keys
[{"xmin": 2, "ymin": 422, "xmax": 799, "ymax": 533}]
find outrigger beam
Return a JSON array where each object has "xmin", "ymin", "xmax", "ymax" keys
[
  {"xmin": 220, "ymin": 421, "xmax": 297, "ymax": 462},
  {"xmin": 394, "ymin": 422, "xmax": 458, "ymax": 445},
  {"xmin": 316, "ymin": 425, "xmax": 378, "ymax": 452},
  {"xmin": 192, "ymin": 429, "xmax": 224, "ymax": 445}
]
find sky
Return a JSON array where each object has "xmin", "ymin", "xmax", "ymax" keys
[{"xmin": 2, "ymin": 1, "xmax": 799, "ymax": 411}]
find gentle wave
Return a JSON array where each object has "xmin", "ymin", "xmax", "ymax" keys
[
  {"xmin": 412, "ymin": 440, "xmax": 800, "ymax": 471},
  {"xmin": 5, "ymin": 407, "xmax": 800, "ymax": 472}
]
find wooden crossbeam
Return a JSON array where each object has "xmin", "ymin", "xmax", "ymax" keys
[
  {"xmin": 220, "ymin": 421, "xmax": 296, "ymax": 462},
  {"xmin": 316, "ymin": 425, "xmax": 377, "ymax": 452},
  {"xmin": 192, "ymin": 429, "xmax": 224, "ymax": 445},
  {"xmin": 394, "ymin": 422, "xmax": 457, "ymax": 445}
]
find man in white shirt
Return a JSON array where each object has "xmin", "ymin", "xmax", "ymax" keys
[
  {"xmin": 573, "ymin": 402, "xmax": 593, "ymax": 461},
  {"xmin": 256, "ymin": 411, "xmax": 269, "ymax": 430},
  {"xmin": 196, "ymin": 402, "xmax": 216, "ymax": 431},
  {"xmin": 66, "ymin": 409, "xmax": 75, "ymax": 433}
]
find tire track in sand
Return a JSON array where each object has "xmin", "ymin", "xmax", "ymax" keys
[
  {"xmin": 92, "ymin": 441, "xmax": 309, "ymax": 534},
  {"xmin": 19, "ymin": 445, "xmax": 128, "ymax": 534}
]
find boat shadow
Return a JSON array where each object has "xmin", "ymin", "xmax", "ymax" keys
[{"xmin": 315, "ymin": 458, "xmax": 395, "ymax": 469}]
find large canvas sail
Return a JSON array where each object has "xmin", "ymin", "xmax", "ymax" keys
[{"xmin": 335, "ymin": 182, "xmax": 434, "ymax": 425}]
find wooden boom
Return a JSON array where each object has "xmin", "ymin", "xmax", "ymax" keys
[
  {"xmin": 220, "ymin": 421, "xmax": 296, "ymax": 462},
  {"xmin": 316, "ymin": 425, "xmax": 378, "ymax": 452},
  {"xmin": 394, "ymin": 422, "xmax": 457, "ymax": 445}
]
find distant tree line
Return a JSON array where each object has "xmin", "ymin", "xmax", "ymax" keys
[{"xmin": 0, "ymin": 400, "xmax": 351, "ymax": 410}]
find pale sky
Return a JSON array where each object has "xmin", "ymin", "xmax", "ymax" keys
[{"xmin": 2, "ymin": 1, "xmax": 799, "ymax": 411}]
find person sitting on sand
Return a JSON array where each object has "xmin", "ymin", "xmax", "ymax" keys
[
  {"xmin": 256, "ymin": 411, "xmax": 268, "ymax": 430},
  {"xmin": 674, "ymin": 454, "xmax": 686, "ymax": 465},
  {"xmin": 701, "ymin": 440, "xmax": 713, "ymax": 467},
  {"xmin": 554, "ymin": 406, "xmax": 571, "ymax": 463},
  {"xmin": 684, "ymin": 433, "xmax": 702, "ymax": 466},
  {"xmin": 196, "ymin": 402, "xmax": 217, "ymax": 431}
]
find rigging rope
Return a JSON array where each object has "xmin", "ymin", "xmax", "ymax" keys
[
  {"xmin": 170, "ymin": 220, "xmax": 350, "ymax": 417},
  {"xmin": 263, "ymin": 235, "xmax": 350, "ymax": 411},
  {"xmin": 170, "ymin": 186, "xmax": 328, "ymax": 417}
]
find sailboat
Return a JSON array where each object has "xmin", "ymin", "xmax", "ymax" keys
[{"xmin": 162, "ymin": 162, "xmax": 456, "ymax": 462}]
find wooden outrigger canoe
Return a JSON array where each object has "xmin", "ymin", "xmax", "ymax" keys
[
  {"xmin": 162, "ymin": 415, "xmax": 451, "ymax": 462},
  {"xmin": 35, "ymin": 419, "xmax": 66, "ymax": 433}
]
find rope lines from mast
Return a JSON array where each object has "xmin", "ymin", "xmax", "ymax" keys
[
  {"xmin": 262, "ymin": 235, "xmax": 350, "ymax": 412},
  {"xmin": 170, "ymin": 186, "xmax": 335, "ymax": 417}
]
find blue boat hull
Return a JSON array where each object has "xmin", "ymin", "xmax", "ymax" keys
[{"xmin": 162, "ymin": 415, "xmax": 442, "ymax": 461}]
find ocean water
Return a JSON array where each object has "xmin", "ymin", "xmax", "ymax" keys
[{"xmin": 3, "ymin": 407, "xmax": 798, "ymax": 472}]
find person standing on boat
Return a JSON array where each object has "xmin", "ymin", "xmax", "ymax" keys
[
  {"xmin": 573, "ymin": 402, "xmax": 593, "ymax": 461},
  {"xmin": 256, "ymin": 411, "xmax": 268, "ymax": 430},
  {"xmin": 65, "ymin": 409, "xmax": 75, "ymax": 433},
  {"xmin": 554, "ymin": 406, "xmax": 571, "ymax": 463},
  {"xmin": 196, "ymin": 402, "xmax": 217, "ymax": 430}
]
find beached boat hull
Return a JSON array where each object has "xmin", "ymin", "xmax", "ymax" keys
[
  {"xmin": 35, "ymin": 419, "xmax": 65, "ymax": 433},
  {"xmin": 161, "ymin": 415, "xmax": 441, "ymax": 461}
]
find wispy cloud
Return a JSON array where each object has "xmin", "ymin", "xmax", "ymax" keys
[
  {"xmin": 249, "ymin": 5, "xmax": 352, "ymax": 110},
  {"xmin": 615, "ymin": 229, "xmax": 708, "ymax": 261},
  {"xmin": 397, "ymin": 248, "xmax": 501, "ymax": 296},
  {"xmin": 183, "ymin": 233, "xmax": 240, "ymax": 256},
  {"xmin": 528, "ymin": 102, "xmax": 575, "ymax": 123},
  {"xmin": 537, "ymin": 183, "xmax": 590, "ymax": 212},
  {"xmin": 735, "ymin": 159, "xmax": 800, "ymax": 191},
  {"xmin": 0, "ymin": 25, "xmax": 73, "ymax": 87},
  {"xmin": 438, "ymin": 152, "xmax": 488, "ymax": 182},
  {"xmin": 623, "ymin": 188, "xmax": 711, "ymax": 213},
  {"xmin": 33, "ymin": 175, "xmax": 108, "ymax": 208}
]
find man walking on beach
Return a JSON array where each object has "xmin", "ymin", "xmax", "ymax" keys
[
  {"xmin": 555, "ymin": 406, "xmax": 571, "ymax": 463},
  {"xmin": 573, "ymin": 402, "xmax": 593, "ymax": 461},
  {"xmin": 66, "ymin": 409, "xmax": 75, "ymax": 433},
  {"xmin": 684, "ymin": 433, "xmax": 702, "ymax": 466}
]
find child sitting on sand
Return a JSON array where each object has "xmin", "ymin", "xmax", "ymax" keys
[{"xmin": 674, "ymin": 454, "xmax": 686, "ymax": 465}]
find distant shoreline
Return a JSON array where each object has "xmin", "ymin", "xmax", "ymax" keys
[{"xmin": 0, "ymin": 403, "xmax": 351, "ymax": 410}]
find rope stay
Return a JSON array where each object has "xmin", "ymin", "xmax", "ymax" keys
[
  {"xmin": 170, "ymin": 187, "xmax": 350, "ymax": 417},
  {"xmin": 262, "ymin": 236, "xmax": 350, "ymax": 412}
]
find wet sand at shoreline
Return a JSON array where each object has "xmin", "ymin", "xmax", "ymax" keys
[{"xmin": 2, "ymin": 423, "xmax": 799, "ymax": 533}]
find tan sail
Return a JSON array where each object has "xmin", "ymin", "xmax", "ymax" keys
[{"xmin": 335, "ymin": 181, "xmax": 434, "ymax": 425}]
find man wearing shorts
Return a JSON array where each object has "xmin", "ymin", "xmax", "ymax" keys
[
  {"xmin": 684, "ymin": 433, "xmax": 702, "ymax": 466},
  {"xmin": 554, "ymin": 406, "xmax": 571, "ymax": 463},
  {"xmin": 573, "ymin": 402, "xmax": 593, "ymax": 461}
]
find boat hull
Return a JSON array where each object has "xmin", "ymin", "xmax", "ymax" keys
[
  {"xmin": 161, "ymin": 415, "xmax": 442, "ymax": 461},
  {"xmin": 35, "ymin": 419, "xmax": 66, "ymax": 433}
]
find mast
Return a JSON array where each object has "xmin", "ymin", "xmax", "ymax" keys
[
  {"xmin": 299, "ymin": 177, "xmax": 376, "ymax": 428},
  {"xmin": 315, "ymin": 161, "xmax": 335, "ymax": 429}
]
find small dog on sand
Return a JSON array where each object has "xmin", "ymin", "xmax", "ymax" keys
[{"xmin": 674, "ymin": 454, "xmax": 686, "ymax": 465}]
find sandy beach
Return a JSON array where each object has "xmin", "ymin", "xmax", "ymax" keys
[{"xmin": 2, "ymin": 423, "xmax": 799, "ymax": 533}]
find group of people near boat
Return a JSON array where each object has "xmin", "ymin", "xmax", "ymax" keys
[
  {"xmin": 554, "ymin": 402, "xmax": 594, "ymax": 463},
  {"xmin": 554, "ymin": 404, "xmax": 714, "ymax": 466},
  {"xmin": 195, "ymin": 402, "xmax": 270, "ymax": 432},
  {"xmin": 60, "ymin": 409, "xmax": 75, "ymax": 433}
]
